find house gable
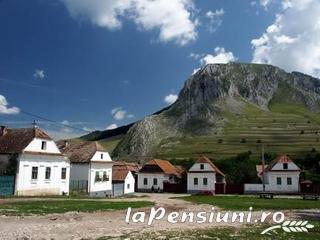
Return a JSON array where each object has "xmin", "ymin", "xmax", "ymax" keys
[{"xmin": 23, "ymin": 138, "xmax": 62, "ymax": 155}]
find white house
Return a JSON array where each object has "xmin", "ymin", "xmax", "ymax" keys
[
  {"xmin": 187, "ymin": 156, "xmax": 225, "ymax": 194},
  {"xmin": 245, "ymin": 155, "xmax": 301, "ymax": 193},
  {"xmin": 112, "ymin": 163, "xmax": 135, "ymax": 197},
  {"xmin": 0, "ymin": 126, "xmax": 70, "ymax": 196},
  {"xmin": 137, "ymin": 159, "xmax": 181, "ymax": 192},
  {"xmin": 59, "ymin": 141, "xmax": 113, "ymax": 197}
]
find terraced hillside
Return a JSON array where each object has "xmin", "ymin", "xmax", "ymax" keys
[{"xmin": 155, "ymin": 100, "xmax": 320, "ymax": 160}]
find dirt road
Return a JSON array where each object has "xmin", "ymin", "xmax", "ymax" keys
[{"xmin": 0, "ymin": 194, "xmax": 312, "ymax": 240}]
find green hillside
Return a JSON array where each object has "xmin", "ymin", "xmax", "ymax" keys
[{"xmin": 154, "ymin": 99, "xmax": 320, "ymax": 160}]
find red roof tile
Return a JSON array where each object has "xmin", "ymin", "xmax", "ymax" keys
[{"xmin": 192, "ymin": 155, "xmax": 225, "ymax": 176}]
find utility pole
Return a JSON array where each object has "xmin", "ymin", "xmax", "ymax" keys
[{"xmin": 261, "ymin": 143, "xmax": 266, "ymax": 192}]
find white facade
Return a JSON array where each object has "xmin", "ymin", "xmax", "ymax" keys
[
  {"xmin": 69, "ymin": 151, "xmax": 113, "ymax": 197},
  {"xmin": 137, "ymin": 173, "xmax": 174, "ymax": 191},
  {"xmin": 124, "ymin": 171, "xmax": 135, "ymax": 194},
  {"xmin": 187, "ymin": 162, "xmax": 217, "ymax": 194},
  {"xmin": 89, "ymin": 162, "xmax": 113, "ymax": 197},
  {"xmin": 246, "ymin": 159, "xmax": 301, "ymax": 193},
  {"xmin": 16, "ymin": 138, "xmax": 70, "ymax": 196}
]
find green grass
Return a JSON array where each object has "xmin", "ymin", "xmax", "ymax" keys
[
  {"xmin": 155, "ymin": 99, "xmax": 320, "ymax": 160},
  {"xmin": 0, "ymin": 199, "xmax": 153, "ymax": 216},
  {"xmin": 177, "ymin": 195, "xmax": 320, "ymax": 210},
  {"xmin": 98, "ymin": 222, "xmax": 320, "ymax": 240}
]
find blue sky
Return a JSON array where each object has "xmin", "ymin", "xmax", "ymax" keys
[{"xmin": 0, "ymin": 0, "xmax": 319, "ymax": 139}]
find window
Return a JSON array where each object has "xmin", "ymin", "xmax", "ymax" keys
[
  {"xmin": 153, "ymin": 178, "xmax": 158, "ymax": 185},
  {"xmin": 127, "ymin": 184, "xmax": 130, "ymax": 189},
  {"xmin": 200, "ymin": 164, "xmax": 204, "ymax": 170},
  {"xmin": 41, "ymin": 141, "xmax": 47, "ymax": 150},
  {"xmin": 203, "ymin": 178, "xmax": 208, "ymax": 185},
  {"xmin": 287, "ymin": 177, "xmax": 292, "ymax": 185},
  {"xmin": 101, "ymin": 153, "xmax": 103, "ymax": 159},
  {"xmin": 95, "ymin": 171, "xmax": 101, "ymax": 182},
  {"xmin": 277, "ymin": 177, "xmax": 282, "ymax": 185},
  {"xmin": 45, "ymin": 167, "xmax": 51, "ymax": 180},
  {"xmin": 194, "ymin": 177, "xmax": 198, "ymax": 185},
  {"xmin": 143, "ymin": 178, "xmax": 148, "ymax": 185},
  {"xmin": 31, "ymin": 167, "xmax": 38, "ymax": 180},
  {"xmin": 283, "ymin": 163, "xmax": 288, "ymax": 169},
  {"xmin": 102, "ymin": 171, "xmax": 109, "ymax": 181},
  {"xmin": 61, "ymin": 168, "xmax": 67, "ymax": 180}
]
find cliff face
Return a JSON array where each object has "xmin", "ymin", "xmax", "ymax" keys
[{"xmin": 112, "ymin": 63, "xmax": 320, "ymax": 160}]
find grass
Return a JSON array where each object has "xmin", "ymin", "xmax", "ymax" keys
[
  {"xmin": 98, "ymin": 222, "xmax": 320, "ymax": 240},
  {"xmin": 155, "ymin": 99, "xmax": 320, "ymax": 160},
  {"xmin": 0, "ymin": 199, "xmax": 153, "ymax": 216},
  {"xmin": 176, "ymin": 195, "xmax": 320, "ymax": 210}
]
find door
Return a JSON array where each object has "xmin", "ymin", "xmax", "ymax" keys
[
  {"xmin": 0, "ymin": 175, "xmax": 15, "ymax": 196},
  {"xmin": 113, "ymin": 183, "xmax": 124, "ymax": 197}
]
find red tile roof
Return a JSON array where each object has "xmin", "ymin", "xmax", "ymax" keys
[
  {"xmin": 142, "ymin": 159, "xmax": 182, "ymax": 177},
  {"xmin": 113, "ymin": 161, "xmax": 141, "ymax": 173},
  {"xmin": 112, "ymin": 165, "xmax": 131, "ymax": 182},
  {"xmin": 264, "ymin": 154, "xmax": 300, "ymax": 172},
  {"xmin": 0, "ymin": 127, "xmax": 52, "ymax": 154}
]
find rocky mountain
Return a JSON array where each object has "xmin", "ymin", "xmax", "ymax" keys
[{"xmin": 83, "ymin": 63, "xmax": 320, "ymax": 161}]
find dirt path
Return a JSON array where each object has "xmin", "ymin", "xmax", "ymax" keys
[{"xmin": 0, "ymin": 194, "xmax": 315, "ymax": 240}]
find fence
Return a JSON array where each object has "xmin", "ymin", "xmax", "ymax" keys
[
  {"xmin": 70, "ymin": 180, "xmax": 88, "ymax": 193},
  {"xmin": 226, "ymin": 184, "xmax": 244, "ymax": 194},
  {"xmin": 0, "ymin": 175, "xmax": 15, "ymax": 196},
  {"xmin": 163, "ymin": 182, "xmax": 187, "ymax": 193}
]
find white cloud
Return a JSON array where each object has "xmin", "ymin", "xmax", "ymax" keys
[
  {"xmin": 164, "ymin": 94, "xmax": 178, "ymax": 105},
  {"xmin": 33, "ymin": 69, "xmax": 45, "ymax": 79},
  {"xmin": 251, "ymin": 0, "xmax": 320, "ymax": 77},
  {"xmin": 200, "ymin": 47, "xmax": 237, "ymax": 65},
  {"xmin": 260, "ymin": 0, "xmax": 272, "ymax": 9},
  {"xmin": 0, "ymin": 95, "xmax": 20, "ymax": 115},
  {"xmin": 205, "ymin": 8, "xmax": 224, "ymax": 33},
  {"xmin": 111, "ymin": 107, "xmax": 134, "ymax": 120},
  {"xmin": 60, "ymin": 0, "xmax": 197, "ymax": 46},
  {"xmin": 106, "ymin": 123, "xmax": 118, "ymax": 130}
]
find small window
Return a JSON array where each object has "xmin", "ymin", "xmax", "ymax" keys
[
  {"xmin": 153, "ymin": 178, "xmax": 158, "ymax": 185},
  {"xmin": 102, "ymin": 171, "xmax": 108, "ymax": 181},
  {"xmin": 101, "ymin": 153, "xmax": 103, "ymax": 159},
  {"xmin": 194, "ymin": 177, "xmax": 198, "ymax": 185},
  {"xmin": 203, "ymin": 178, "xmax": 208, "ymax": 185},
  {"xmin": 287, "ymin": 177, "xmax": 292, "ymax": 185},
  {"xmin": 277, "ymin": 177, "xmax": 282, "ymax": 185},
  {"xmin": 31, "ymin": 167, "xmax": 38, "ymax": 180},
  {"xmin": 41, "ymin": 141, "xmax": 47, "ymax": 150},
  {"xmin": 45, "ymin": 167, "xmax": 51, "ymax": 180},
  {"xmin": 143, "ymin": 178, "xmax": 148, "ymax": 185},
  {"xmin": 127, "ymin": 184, "xmax": 130, "ymax": 189},
  {"xmin": 283, "ymin": 163, "xmax": 288, "ymax": 169},
  {"xmin": 61, "ymin": 168, "xmax": 67, "ymax": 180},
  {"xmin": 200, "ymin": 164, "xmax": 204, "ymax": 170},
  {"xmin": 95, "ymin": 171, "xmax": 101, "ymax": 182}
]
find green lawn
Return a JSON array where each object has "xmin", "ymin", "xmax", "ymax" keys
[
  {"xmin": 98, "ymin": 222, "xmax": 320, "ymax": 240},
  {"xmin": 0, "ymin": 199, "xmax": 153, "ymax": 216},
  {"xmin": 177, "ymin": 195, "xmax": 320, "ymax": 210}
]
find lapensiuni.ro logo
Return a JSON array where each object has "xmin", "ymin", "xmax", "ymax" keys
[{"xmin": 125, "ymin": 207, "xmax": 314, "ymax": 235}]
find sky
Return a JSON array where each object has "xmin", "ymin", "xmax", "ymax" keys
[{"xmin": 0, "ymin": 0, "xmax": 320, "ymax": 139}]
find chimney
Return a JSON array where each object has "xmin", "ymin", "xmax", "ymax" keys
[{"xmin": 0, "ymin": 126, "xmax": 8, "ymax": 136}]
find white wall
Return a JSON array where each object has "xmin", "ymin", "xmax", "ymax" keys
[
  {"xmin": 187, "ymin": 172, "xmax": 216, "ymax": 193},
  {"xmin": 189, "ymin": 162, "xmax": 214, "ymax": 172},
  {"xmin": 24, "ymin": 138, "xmax": 61, "ymax": 154},
  {"xmin": 137, "ymin": 173, "xmax": 169, "ymax": 191},
  {"xmin": 124, "ymin": 171, "xmax": 135, "ymax": 194},
  {"xmin": 16, "ymin": 153, "xmax": 70, "ymax": 196},
  {"xmin": 245, "ymin": 172, "xmax": 300, "ymax": 193},
  {"xmin": 271, "ymin": 162, "xmax": 300, "ymax": 171},
  {"xmin": 89, "ymin": 162, "xmax": 113, "ymax": 197},
  {"xmin": 90, "ymin": 151, "xmax": 112, "ymax": 162}
]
